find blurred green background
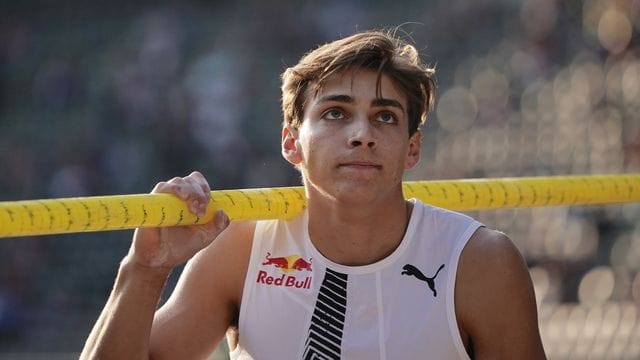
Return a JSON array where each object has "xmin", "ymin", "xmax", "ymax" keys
[{"xmin": 1, "ymin": 0, "xmax": 640, "ymax": 358}]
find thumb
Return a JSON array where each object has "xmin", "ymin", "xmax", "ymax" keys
[
  {"xmin": 214, "ymin": 209, "xmax": 230, "ymax": 232},
  {"xmin": 200, "ymin": 209, "xmax": 230, "ymax": 245}
]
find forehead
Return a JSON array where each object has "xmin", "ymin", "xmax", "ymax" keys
[{"xmin": 308, "ymin": 69, "xmax": 407, "ymax": 106}]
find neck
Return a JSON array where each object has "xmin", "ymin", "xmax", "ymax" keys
[{"xmin": 306, "ymin": 187, "xmax": 412, "ymax": 266}]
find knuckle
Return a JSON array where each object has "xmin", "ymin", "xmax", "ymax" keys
[
  {"xmin": 151, "ymin": 181, "xmax": 169, "ymax": 193},
  {"xmin": 154, "ymin": 182, "xmax": 182, "ymax": 196},
  {"xmin": 187, "ymin": 180, "xmax": 207, "ymax": 198},
  {"xmin": 190, "ymin": 171, "xmax": 210, "ymax": 187},
  {"xmin": 184, "ymin": 175, "xmax": 198, "ymax": 186}
]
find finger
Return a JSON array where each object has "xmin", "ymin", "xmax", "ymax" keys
[
  {"xmin": 154, "ymin": 176, "xmax": 189, "ymax": 195},
  {"xmin": 183, "ymin": 177, "xmax": 210, "ymax": 216},
  {"xmin": 189, "ymin": 171, "xmax": 211, "ymax": 196},
  {"xmin": 202, "ymin": 209, "xmax": 230, "ymax": 240},
  {"xmin": 151, "ymin": 181, "xmax": 187, "ymax": 201},
  {"xmin": 191, "ymin": 210, "xmax": 230, "ymax": 249},
  {"xmin": 189, "ymin": 170, "xmax": 206, "ymax": 183},
  {"xmin": 152, "ymin": 181, "xmax": 177, "ymax": 194},
  {"xmin": 184, "ymin": 175, "xmax": 209, "ymax": 201},
  {"xmin": 151, "ymin": 174, "xmax": 209, "ymax": 216}
]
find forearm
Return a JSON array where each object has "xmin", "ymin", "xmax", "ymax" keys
[{"xmin": 81, "ymin": 256, "xmax": 171, "ymax": 360}]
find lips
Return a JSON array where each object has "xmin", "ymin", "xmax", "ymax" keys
[{"xmin": 338, "ymin": 161, "xmax": 382, "ymax": 170}]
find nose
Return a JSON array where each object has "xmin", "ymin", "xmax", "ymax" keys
[{"xmin": 348, "ymin": 119, "xmax": 377, "ymax": 149}]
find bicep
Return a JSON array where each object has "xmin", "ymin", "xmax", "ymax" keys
[
  {"xmin": 456, "ymin": 228, "xmax": 546, "ymax": 359},
  {"xmin": 149, "ymin": 221, "xmax": 255, "ymax": 360}
]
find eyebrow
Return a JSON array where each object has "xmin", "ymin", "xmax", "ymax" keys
[
  {"xmin": 317, "ymin": 94, "xmax": 354, "ymax": 104},
  {"xmin": 316, "ymin": 94, "xmax": 405, "ymax": 112},
  {"xmin": 371, "ymin": 98, "xmax": 404, "ymax": 112}
]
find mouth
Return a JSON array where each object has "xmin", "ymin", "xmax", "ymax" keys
[{"xmin": 338, "ymin": 161, "xmax": 382, "ymax": 170}]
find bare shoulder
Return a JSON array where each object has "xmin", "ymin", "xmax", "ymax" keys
[
  {"xmin": 456, "ymin": 228, "xmax": 529, "ymax": 322},
  {"xmin": 455, "ymin": 227, "xmax": 546, "ymax": 359},
  {"xmin": 459, "ymin": 227, "xmax": 523, "ymax": 273},
  {"xmin": 149, "ymin": 220, "xmax": 256, "ymax": 359}
]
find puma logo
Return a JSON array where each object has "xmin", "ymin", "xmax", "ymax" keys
[{"xmin": 401, "ymin": 264, "xmax": 445, "ymax": 297}]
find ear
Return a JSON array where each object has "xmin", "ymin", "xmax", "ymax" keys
[
  {"xmin": 405, "ymin": 130, "xmax": 422, "ymax": 169},
  {"xmin": 281, "ymin": 125, "xmax": 303, "ymax": 165}
]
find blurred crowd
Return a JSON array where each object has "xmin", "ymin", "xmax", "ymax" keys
[{"xmin": 1, "ymin": 0, "xmax": 639, "ymax": 358}]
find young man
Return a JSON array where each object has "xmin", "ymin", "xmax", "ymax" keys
[{"xmin": 81, "ymin": 31, "xmax": 546, "ymax": 359}]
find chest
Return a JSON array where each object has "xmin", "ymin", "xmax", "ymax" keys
[{"xmin": 239, "ymin": 261, "xmax": 456, "ymax": 359}]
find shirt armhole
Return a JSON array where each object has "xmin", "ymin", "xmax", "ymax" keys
[
  {"xmin": 445, "ymin": 221, "xmax": 483, "ymax": 360},
  {"xmin": 233, "ymin": 220, "xmax": 271, "ymax": 357}
]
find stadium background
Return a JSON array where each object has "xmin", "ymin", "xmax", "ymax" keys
[{"xmin": 1, "ymin": 0, "xmax": 639, "ymax": 358}]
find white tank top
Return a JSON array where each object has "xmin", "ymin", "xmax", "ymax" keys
[{"xmin": 230, "ymin": 199, "xmax": 482, "ymax": 360}]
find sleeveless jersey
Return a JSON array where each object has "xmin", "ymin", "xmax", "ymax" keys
[{"xmin": 229, "ymin": 199, "xmax": 482, "ymax": 359}]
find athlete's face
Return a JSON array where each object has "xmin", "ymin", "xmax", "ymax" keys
[{"xmin": 282, "ymin": 69, "xmax": 422, "ymax": 203}]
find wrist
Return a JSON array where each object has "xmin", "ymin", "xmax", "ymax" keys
[{"xmin": 119, "ymin": 255, "xmax": 173, "ymax": 285}]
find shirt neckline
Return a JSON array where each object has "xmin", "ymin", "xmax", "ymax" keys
[{"xmin": 301, "ymin": 198, "xmax": 422, "ymax": 275}]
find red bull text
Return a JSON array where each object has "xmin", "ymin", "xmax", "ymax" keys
[{"xmin": 258, "ymin": 252, "xmax": 313, "ymax": 289}]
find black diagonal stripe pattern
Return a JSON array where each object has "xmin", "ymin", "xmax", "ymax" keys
[{"xmin": 303, "ymin": 268, "xmax": 348, "ymax": 360}]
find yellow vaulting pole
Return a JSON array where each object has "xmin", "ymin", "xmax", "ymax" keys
[{"xmin": 0, "ymin": 174, "xmax": 639, "ymax": 238}]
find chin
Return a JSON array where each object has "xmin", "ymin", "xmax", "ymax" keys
[
  {"xmin": 331, "ymin": 182, "xmax": 391, "ymax": 203},
  {"xmin": 305, "ymin": 175, "xmax": 400, "ymax": 204}
]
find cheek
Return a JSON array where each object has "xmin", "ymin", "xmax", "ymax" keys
[
  {"xmin": 304, "ymin": 139, "xmax": 324, "ymax": 166},
  {"xmin": 302, "ymin": 129, "xmax": 330, "ymax": 155},
  {"xmin": 297, "ymin": 133, "xmax": 322, "ymax": 164},
  {"xmin": 387, "ymin": 141, "xmax": 412, "ymax": 170}
]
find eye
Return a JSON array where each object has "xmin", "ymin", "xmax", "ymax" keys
[
  {"xmin": 376, "ymin": 111, "xmax": 397, "ymax": 124},
  {"xmin": 321, "ymin": 108, "xmax": 345, "ymax": 120}
]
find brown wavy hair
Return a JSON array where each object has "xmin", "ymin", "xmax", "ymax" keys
[{"xmin": 281, "ymin": 30, "xmax": 436, "ymax": 136}]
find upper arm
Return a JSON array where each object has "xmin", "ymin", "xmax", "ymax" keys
[
  {"xmin": 149, "ymin": 220, "xmax": 255, "ymax": 360},
  {"xmin": 455, "ymin": 227, "xmax": 546, "ymax": 359}
]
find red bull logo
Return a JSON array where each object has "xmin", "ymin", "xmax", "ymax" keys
[{"xmin": 257, "ymin": 252, "xmax": 313, "ymax": 289}]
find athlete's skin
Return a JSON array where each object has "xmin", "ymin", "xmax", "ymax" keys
[{"xmin": 81, "ymin": 69, "xmax": 546, "ymax": 359}]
